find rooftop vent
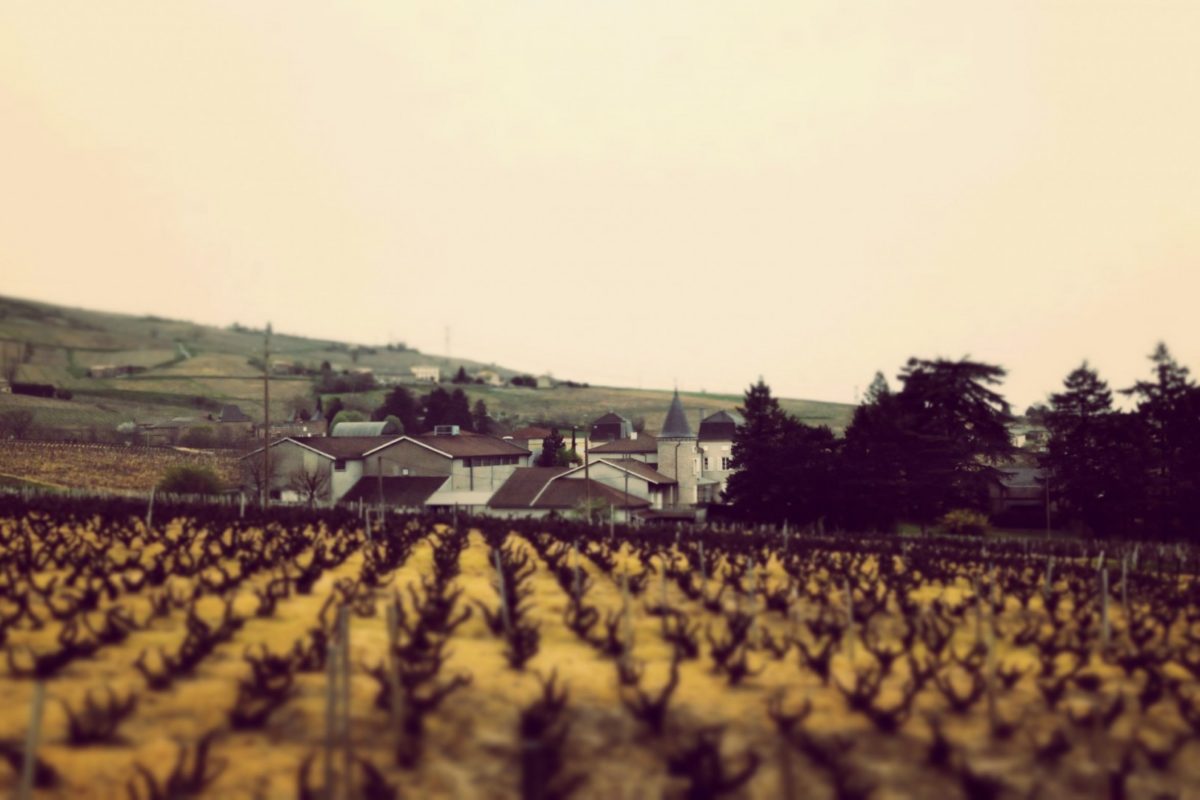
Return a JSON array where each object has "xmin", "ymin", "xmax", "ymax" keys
[{"xmin": 433, "ymin": 424, "xmax": 461, "ymax": 436}]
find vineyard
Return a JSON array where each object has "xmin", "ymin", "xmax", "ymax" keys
[
  {"xmin": 0, "ymin": 442, "xmax": 240, "ymax": 493},
  {"xmin": 0, "ymin": 496, "xmax": 1198, "ymax": 799}
]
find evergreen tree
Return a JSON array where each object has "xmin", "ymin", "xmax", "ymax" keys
[
  {"xmin": 453, "ymin": 366, "xmax": 471, "ymax": 384},
  {"xmin": 448, "ymin": 388, "xmax": 474, "ymax": 430},
  {"xmin": 892, "ymin": 358, "xmax": 1015, "ymax": 529},
  {"xmin": 1123, "ymin": 343, "xmax": 1200, "ymax": 537},
  {"xmin": 323, "ymin": 397, "xmax": 345, "ymax": 426},
  {"xmin": 372, "ymin": 386, "xmax": 421, "ymax": 434},
  {"xmin": 725, "ymin": 379, "xmax": 840, "ymax": 525},
  {"xmin": 421, "ymin": 387, "xmax": 451, "ymax": 431},
  {"xmin": 1043, "ymin": 362, "xmax": 1136, "ymax": 535},
  {"xmin": 537, "ymin": 428, "xmax": 565, "ymax": 467},
  {"xmin": 471, "ymin": 399, "xmax": 490, "ymax": 434}
]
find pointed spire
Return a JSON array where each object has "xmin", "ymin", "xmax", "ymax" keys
[{"xmin": 660, "ymin": 389, "xmax": 695, "ymax": 438}]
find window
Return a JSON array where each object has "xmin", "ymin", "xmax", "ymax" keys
[
  {"xmin": 721, "ymin": 456, "xmax": 732, "ymax": 470},
  {"xmin": 703, "ymin": 457, "xmax": 709, "ymax": 470},
  {"xmin": 334, "ymin": 459, "xmax": 346, "ymax": 472}
]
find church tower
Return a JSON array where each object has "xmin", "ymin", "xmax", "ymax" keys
[{"xmin": 657, "ymin": 389, "xmax": 699, "ymax": 507}]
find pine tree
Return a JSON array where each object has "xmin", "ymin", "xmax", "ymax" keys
[
  {"xmin": 537, "ymin": 428, "xmax": 565, "ymax": 467},
  {"xmin": 1044, "ymin": 362, "xmax": 1134, "ymax": 535},
  {"xmin": 1123, "ymin": 343, "xmax": 1200, "ymax": 537},
  {"xmin": 472, "ymin": 399, "xmax": 490, "ymax": 434}
]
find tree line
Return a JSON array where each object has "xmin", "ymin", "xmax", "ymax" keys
[
  {"xmin": 726, "ymin": 344, "xmax": 1200, "ymax": 540},
  {"xmin": 323, "ymin": 385, "xmax": 492, "ymax": 437}
]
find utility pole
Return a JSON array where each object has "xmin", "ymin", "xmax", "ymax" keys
[
  {"xmin": 262, "ymin": 322, "xmax": 272, "ymax": 509},
  {"xmin": 584, "ymin": 435, "xmax": 591, "ymax": 523}
]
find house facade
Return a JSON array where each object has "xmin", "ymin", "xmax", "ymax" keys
[{"xmin": 243, "ymin": 429, "xmax": 530, "ymax": 506}]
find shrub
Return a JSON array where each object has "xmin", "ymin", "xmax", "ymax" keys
[
  {"xmin": 157, "ymin": 465, "xmax": 224, "ymax": 495},
  {"xmin": 939, "ymin": 508, "xmax": 990, "ymax": 537}
]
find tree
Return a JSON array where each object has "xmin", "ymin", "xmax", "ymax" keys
[
  {"xmin": 725, "ymin": 379, "xmax": 841, "ymax": 526},
  {"xmin": 1122, "ymin": 343, "xmax": 1200, "ymax": 538},
  {"xmin": 537, "ymin": 428, "xmax": 565, "ymax": 467},
  {"xmin": 372, "ymin": 386, "xmax": 421, "ymax": 433},
  {"xmin": 448, "ymin": 389, "xmax": 474, "ymax": 431},
  {"xmin": 1043, "ymin": 362, "xmax": 1137, "ymax": 535},
  {"xmin": 382, "ymin": 415, "xmax": 405, "ymax": 435},
  {"xmin": 240, "ymin": 448, "xmax": 281, "ymax": 499},
  {"xmin": 158, "ymin": 465, "xmax": 223, "ymax": 495},
  {"xmin": 323, "ymin": 397, "xmax": 345, "ymax": 424},
  {"xmin": 472, "ymin": 399, "xmax": 490, "ymax": 434},
  {"xmin": 422, "ymin": 388, "xmax": 452, "ymax": 431},
  {"xmin": 452, "ymin": 366, "xmax": 471, "ymax": 384},
  {"xmin": 892, "ymin": 358, "xmax": 1015, "ymax": 530},
  {"xmin": 288, "ymin": 463, "xmax": 331, "ymax": 507}
]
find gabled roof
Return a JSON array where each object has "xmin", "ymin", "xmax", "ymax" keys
[
  {"xmin": 698, "ymin": 410, "xmax": 743, "ymax": 441},
  {"xmin": 659, "ymin": 390, "xmax": 694, "ymax": 439},
  {"xmin": 339, "ymin": 476, "xmax": 448, "ymax": 507},
  {"xmin": 564, "ymin": 458, "xmax": 676, "ymax": 485},
  {"xmin": 219, "ymin": 404, "xmax": 254, "ymax": 423},
  {"xmin": 488, "ymin": 467, "xmax": 570, "ymax": 507},
  {"xmin": 406, "ymin": 432, "xmax": 530, "ymax": 459},
  {"xmin": 591, "ymin": 412, "xmax": 629, "ymax": 426},
  {"xmin": 590, "ymin": 434, "xmax": 658, "ymax": 455},
  {"xmin": 487, "ymin": 467, "xmax": 651, "ymax": 510},
  {"xmin": 289, "ymin": 435, "xmax": 404, "ymax": 460},
  {"xmin": 241, "ymin": 432, "xmax": 529, "ymax": 462},
  {"xmin": 535, "ymin": 479, "xmax": 651, "ymax": 510},
  {"xmin": 510, "ymin": 426, "xmax": 555, "ymax": 440}
]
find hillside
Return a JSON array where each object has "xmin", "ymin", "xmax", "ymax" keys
[{"xmin": 0, "ymin": 294, "xmax": 854, "ymax": 438}]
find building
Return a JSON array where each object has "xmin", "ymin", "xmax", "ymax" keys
[
  {"xmin": 487, "ymin": 466, "xmax": 651, "ymax": 521},
  {"xmin": 411, "ymin": 366, "xmax": 440, "ymax": 383},
  {"xmin": 588, "ymin": 433, "xmax": 658, "ymax": 468},
  {"xmin": 243, "ymin": 429, "xmax": 530, "ymax": 506},
  {"xmin": 589, "ymin": 412, "xmax": 633, "ymax": 443},
  {"xmin": 697, "ymin": 410, "xmax": 743, "ymax": 502},
  {"xmin": 507, "ymin": 426, "xmax": 555, "ymax": 463},
  {"xmin": 535, "ymin": 374, "xmax": 554, "ymax": 389},
  {"xmin": 987, "ymin": 455, "xmax": 1048, "ymax": 527},
  {"xmin": 474, "ymin": 369, "xmax": 504, "ymax": 387},
  {"xmin": 656, "ymin": 390, "xmax": 701, "ymax": 508},
  {"xmin": 203, "ymin": 404, "xmax": 255, "ymax": 444},
  {"xmin": 0, "ymin": 378, "xmax": 10, "ymax": 394},
  {"xmin": 559, "ymin": 458, "xmax": 677, "ymax": 510}
]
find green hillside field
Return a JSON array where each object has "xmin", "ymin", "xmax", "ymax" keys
[{"xmin": 0, "ymin": 294, "xmax": 855, "ymax": 439}]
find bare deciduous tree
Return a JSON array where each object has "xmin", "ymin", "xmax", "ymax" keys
[{"xmin": 287, "ymin": 463, "xmax": 331, "ymax": 508}]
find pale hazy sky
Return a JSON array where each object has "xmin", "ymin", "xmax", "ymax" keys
[{"xmin": 2, "ymin": 2, "xmax": 1197, "ymax": 409}]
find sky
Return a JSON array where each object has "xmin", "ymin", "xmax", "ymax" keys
[{"xmin": 2, "ymin": 2, "xmax": 1198, "ymax": 411}]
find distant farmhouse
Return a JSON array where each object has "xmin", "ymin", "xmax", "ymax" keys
[{"xmin": 411, "ymin": 365, "xmax": 440, "ymax": 383}]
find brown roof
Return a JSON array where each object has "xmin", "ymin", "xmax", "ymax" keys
[
  {"xmin": 488, "ymin": 467, "xmax": 570, "ymax": 507},
  {"xmin": 287, "ymin": 436, "xmax": 402, "ymax": 460},
  {"xmin": 586, "ymin": 459, "xmax": 676, "ymax": 485},
  {"xmin": 339, "ymin": 476, "xmax": 447, "ymax": 507},
  {"xmin": 407, "ymin": 432, "xmax": 530, "ymax": 458},
  {"xmin": 535, "ymin": 480, "xmax": 651, "ymax": 510},
  {"xmin": 511, "ymin": 426, "xmax": 554, "ymax": 440},
  {"xmin": 488, "ymin": 467, "xmax": 650, "ymax": 510},
  {"xmin": 590, "ymin": 434, "xmax": 657, "ymax": 455}
]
